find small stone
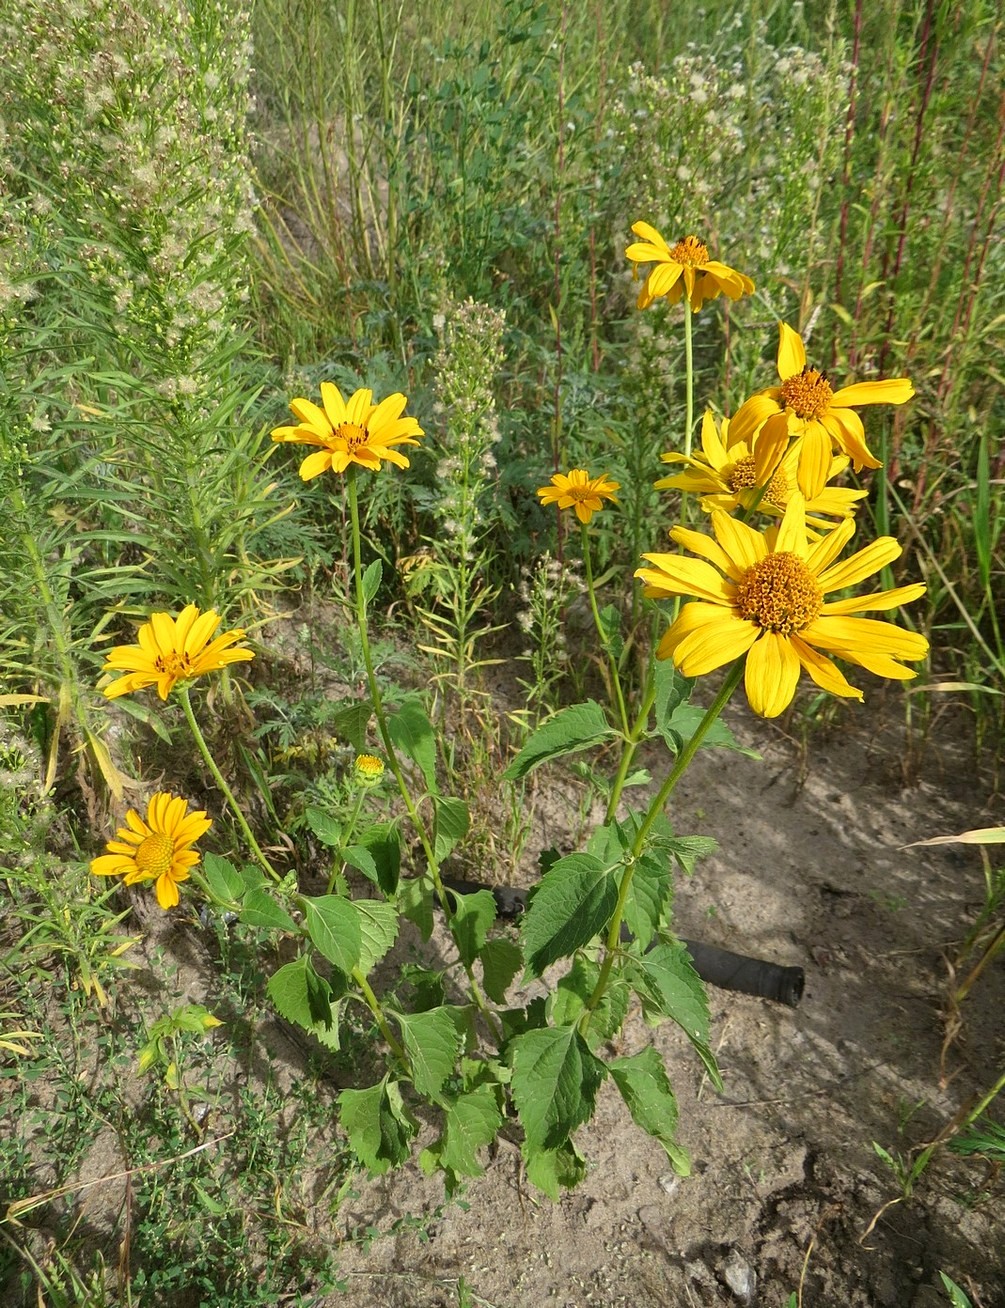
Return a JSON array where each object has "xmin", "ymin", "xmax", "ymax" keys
[
  {"xmin": 721, "ymin": 1248, "xmax": 757, "ymax": 1303},
  {"xmin": 658, "ymin": 1173, "xmax": 681, "ymax": 1197}
]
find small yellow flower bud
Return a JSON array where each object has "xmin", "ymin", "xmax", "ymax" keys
[{"xmin": 353, "ymin": 753, "xmax": 385, "ymax": 787}]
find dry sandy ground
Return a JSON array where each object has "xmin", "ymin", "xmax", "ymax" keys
[{"xmin": 324, "ymin": 692, "xmax": 1004, "ymax": 1308}]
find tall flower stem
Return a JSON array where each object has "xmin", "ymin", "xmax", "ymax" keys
[
  {"xmin": 602, "ymin": 672, "xmax": 658, "ymax": 825},
  {"xmin": 580, "ymin": 523, "xmax": 629, "ymax": 737},
  {"xmin": 177, "ymin": 685, "xmax": 282, "ymax": 885},
  {"xmin": 346, "ymin": 469, "xmax": 501, "ymax": 1036},
  {"xmin": 671, "ymin": 298, "xmax": 696, "ymax": 627},
  {"xmin": 579, "ymin": 659, "xmax": 745, "ymax": 1033}
]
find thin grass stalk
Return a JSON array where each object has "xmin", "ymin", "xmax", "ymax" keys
[{"xmin": 833, "ymin": 0, "xmax": 863, "ymax": 311}]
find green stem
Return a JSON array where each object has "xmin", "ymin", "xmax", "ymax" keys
[
  {"xmin": 351, "ymin": 966, "xmax": 409, "ymax": 1064},
  {"xmin": 328, "ymin": 790, "xmax": 367, "ymax": 894},
  {"xmin": 603, "ymin": 671, "xmax": 657, "ymax": 825},
  {"xmin": 581, "ymin": 523, "xmax": 629, "ymax": 737},
  {"xmin": 681, "ymin": 297, "xmax": 695, "ymax": 517},
  {"xmin": 177, "ymin": 685, "xmax": 281, "ymax": 885},
  {"xmin": 580, "ymin": 660, "xmax": 745, "ymax": 1032}
]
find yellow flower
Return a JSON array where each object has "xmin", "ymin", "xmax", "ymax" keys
[
  {"xmin": 101, "ymin": 604, "xmax": 253, "ymax": 701},
  {"xmin": 655, "ymin": 411, "xmax": 867, "ymax": 532},
  {"xmin": 730, "ymin": 322, "xmax": 915, "ymax": 500},
  {"xmin": 537, "ymin": 469, "xmax": 620, "ymax": 525},
  {"xmin": 624, "ymin": 222, "xmax": 754, "ymax": 313},
  {"xmin": 271, "ymin": 383, "xmax": 424, "ymax": 477},
  {"xmin": 91, "ymin": 792, "xmax": 211, "ymax": 910},
  {"xmin": 353, "ymin": 753, "xmax": 385, "ymax": 787},
  {"xmin": 635, "ymin": 494, "xmax": 928, "ymax": 718}
]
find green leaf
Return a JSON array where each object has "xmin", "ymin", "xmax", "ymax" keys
[
  {"xmin": 303, "ymin": 896, "xmax": 362, "ymax": 975},
  {"xmin": 631, "ymin": 943, "xmax": 723, "ymax": 1092},
  {"xmin": 202, "ymin": 852, "xmax": 244, "ymax": 904},
  {"xmin": 521, "ymin": 854, "xmax": 618, "ymax": 978},
  {"xmin": 355, "ymin": 899, "xmax": 399, "ymax": 975},
  {"xmin": 398, "ymin": 875, "xmax": 433, "ymax": 940},
  {"xmin": 344, "ymin": 822, "xmax": 400, "ymax": 895},
  {"xmin": 598, "ymin": 603, "xmax": 623, "ymax": 659},
  {"xmin": 479, "ymin": 937, "xmax": 522, "ymax": 1003},
  {"xmin": 361, "ymin": 558, "xmax": 383, "ymax": 606},
  {"xmin": 330, "ymin": 701, "xmax": 372, "ymax": 754},
  {"xmin": 623, "ymin": 851, "xmax": 672, "ymax": 950},
  {"xmin": 663, "ymin": 834, "xmax": 718, "ymax": 876},
  {"xmin": 389, "ymin": 695, "xmax": 438, "ymax": 793},
  {"xmin": 267, "ymin": 955, "xmax": 337, "ymax": 1042},
  {"xmin": 652, "ymin": 657, "xmax": 692, "ymax": 736},
  {"xmin": 662, "ymin": 701, "xmax": 760, "ymax": 759},
  {"xmin": 395, "ymin": 1006, "xmax": 464, "ymax": 1103},
  {"xmin": 609, "ymin": 1047, "xmax": 689, "ymax": 1173},
  {"xmin": 338, "ymin": 1077, "xmax": 418, "ymax": 1175},
  {"xmin": 239, "ymin": 888, "xmax": 298, "ymax": 934},
  {"xmin": 433, "ymin": 795, "xmax": 469, "ymax": 862},
  {"xmin": 550, "ymin": 958, "xmax": 629, "ymax": 1046},
  {"xmin": 424, "ymin": 1085, "xmax": 503, "ymax": 1178},
  {"xmin": 509, "ymin": 1025, "xmax": 606, "ymax": 1151},
  {"xmin": 522, "ymin": 1138, "xmax": 587, "ymax": 1199},
  {"xmin": 305, "ymin": 807, "xmax": 342, "ymax": 850},
  {"xmin": 448, "ymin": 888, "xmax": 496, "ymax": 967},
  {"xmin": 502, "ymin": 701, "xmax": 616, "ymax": 780},
  {"xmin": 939, "ymin": 1272, "xmax": 973, "ymax": 1308}
]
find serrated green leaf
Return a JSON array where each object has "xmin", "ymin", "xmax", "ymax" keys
[
  {"xmin": 338, "ymin": 1077, "xmax": 418, "ymax": 1175},
  {"xmin": 662, "ymin": 701, "xmax": 760, "ymax": 759},
  {"xmin": 389, "ymin": 695, "xmax": 438, "ymax": 793},
  {"xmin": 480, "ymin": 937, "xmax": 522, "ymax": 1003},
  {"xmin": 344, "ymin": 822, "xmax": 400, "ymax": 895},
  {"xmin": 502, "ymin": 701, "xmax": 616, "ymax": 781},
  {"xmin": 448, "ymin": 888, "xmax": 496, "ymax": 967},
  {"xmin": 522, "ymin": 1138, "xmax": 587, "ymax": 1199},
  {"xmin": 550, "ymin": 958, "xmax": 629, "ymax": 1046},
  {"xmin": 623, "ymin": 851, "xmax": 672, "ymax": 949},
  {"xmin": 303, "ymin": 896, "xmax": 362, "ymax": 975},
  {"xmin": 398, "ymin": 875, "xmax": 433, "ymax": 940},
  {"xmin": 432, "ymin": 795, "xmax": 469, "ymax": 862},
  {"xmin": 239, "ymin": 888, "xmax": 298, "ymax": 933},
  {"xmin": 305, "ymin": 807, "xmax": 342, "ymax": 850},
  {"xmin": 609, "ymin": 1046, "xmax": 688, "ymax": 1172},
  {"xmin": 361, "ymin": 558, "xmax": 383, "ymax": 606},
  {"xmin": 631, "ymin": 943, "xmax": 723, "ymax": 1091},
  {"xmin": 598, "ymin": 603, "xmax": 623, "ymax": 659},
  {"xmin": 395, "ymin": 1006, "xmax": 463, "ymax": 1103},
  {"xmin": 436, "ymin": 1085, "xmax": 504, "ymax": 1177},
  {"xmin": 354, "ymin": 899, "xmax": 399, "ymax": 975},
  {"xmin": 652, "ymin": 658, "xmax": 692, "ymax": 736},
  {"xmin": 202, "ymin": 852, "xmax": 244, "ymax": 903},
  {"xmin": 330, "ymin": 701, "xmax": 372, "ymax": 754},
  {"xmin": 509, "ymin": 1025, "xmax": 607, "ymax": 1151},
  {"xmin": 664, "ymin": 834, "xmax": 718, "ymax": 876},
  {"xmin": 267, "ymin": 955, "xmax": 335, "ymax": 1036},
  {"xmin": 521, "ymin": 854, "xmax": 618, "ymax": 978}
]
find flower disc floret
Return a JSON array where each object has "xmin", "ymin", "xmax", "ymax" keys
[
  {"xmin": 271, "ymin": 382, "xmax": 424, "ymax": 478},
  {"xmin": 625, "ymin": 221, "xmax": 754, "ymax": 313},
  {"xmin": 537, "ymin": 469, "xmax": 620, "ymax": 525},
  {"xmin": 101, "ymin": 604, "xmax": 253, "ymax": 701},
  {"xmin": 635, "ymin": 494, "xmax": 929, "ymax": 718},
  {"xmin": 90, "ymin": 792, "xmax": 211, "ymax": 910}
]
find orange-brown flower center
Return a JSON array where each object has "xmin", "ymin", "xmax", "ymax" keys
[
  {"xmin": 155, "ymin": 651, "xmax": 194, "ymax": 679},
  {"xmin": 135, "ymin": 832, "xmax": 175, "ymax": 877},
  {"xmin": 780, "ymin": 366, "xmax": 834, "ymax": 420},
  {"xmin": 734, "ymin": 552, "xmax": 822, "ymax": 634},
  {"xmin": 335, "ymin": 421, "xmax": 369, "ymax": 451},
  {"xmin": 728, "ymin": 455, "xmax": 790, "ymax": 506},
  {"xmin": 669, "ymin": 235, "xmax": 709, "ymax": 267}
]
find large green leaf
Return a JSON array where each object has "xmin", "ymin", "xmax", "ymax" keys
[
  {"xmin": 395, "ymin": 1006, "xmax": 464, "ymax": 1103},
  {"xmin": 421, "ymin": 1085, "xmax": 504, "ymax": 1179},
  {"xmin": 354, "ymin": 899, "xmax": 399, "ymax": 974},
  {"xmin": 361, "ymin": 558, "xmax": 383, "ymax": 607},
  {"xmin": 521, "ymin": 854, "xmax": 618, "ymax": 978},
  {"xmin": 447, "ymin": 888, "xmax": 496, "ymax": 967},
  {"xmin": 630, "ymin": 942, "xmax": 722, "ymax": 1091},
  {"xmin": 661, "ymin": 701, "xmax": 760, "ymax": 759},
  {"xmin": 432, "ymin": 795, "xmax": 469, "ymax": 862},
  {"xmin": 201, "ymin": 852, "xmax": 244, "ymax": 904},
  {"xmin": 509, "ymin": 1025, "xmax": 606, "ymax": 1151},
  {"xmin": 622, "ymin": 850, "xmax": 672, "ymax": 950},
  {"xmin": 338, "ymin": 1077, "xmax": 418, "ymax": 1175},
  {"xmin": 305, "ymin": 806, "xmax": 342, "ymax": 850},
  {"xmin": 398, "ymin": 876, "xmax": 433, "ymax": 940},
  {"xmin": 502, "ymin": 701, "xmax": 615, "ymax": 780},
  {"xmin": 239, "ymin": 888, "xmax": 298, "ymax": 933},
  {"xmin": 267, "ymin": 955, "xmax": 342, "ymax": 1049},
  {"xmin": 479, "ymin": 937, "xmax": 522, "ymax": 1003},
  {"xmin": 344, "ymin": 821, "xmax": 400, "ymax": 895},
  {"xmin": 609, "ymin": 1046, "xmax": 689, "ymax": 1174},
  {"xmin": 522, "ymin": 1138, "xmax": 588, "ymax": 1199},
  {"xmin": 303, "ymin": 895, "xmax": 362, "ymax": 975},
  {"xmin": 388, "ymin": 694, "xmax": 438, "ymax": 793},
  {"xmin": 329, "ymin": 701, "xmax": 372, "ymax": 755}
]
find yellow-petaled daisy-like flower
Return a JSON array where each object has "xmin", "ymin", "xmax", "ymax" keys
[
  {"xmin": 91, "ymin": 792, "xmax": 212, "ymax": 910},
  {"xmin": 655, "ymin": 411, "xmax": 868, "ymax": 533},
  {"xmin": 353, "ymin": 753, "xmax": 385, "ymax": 787},
  {"xmin": 271, "ymin": 382, "xmax": 424, "ymax": 477},
  {"xmin": 101, "ymin": 604, "xmax": 253, "ymax": 701},
  {"xmin": 624, "ymin": 222, "xmax": 754, "ymax": 313},
  {"xmin": 537, "ymin": 469, "xmax": 620, "ymax": 525},
  {"xmin": 730, "ymin": 322, "xmax": 915, "ymax": 500},
  {"xmin": 635, "ymin": 494, "xmax": 928, "ymax": 718}
]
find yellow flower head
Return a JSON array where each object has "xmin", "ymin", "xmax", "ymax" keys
[
  {"xmin": 730, "ymin": 322, "xmax": 915, "ymax": 500},
  {"xmin": 537, "ymin": 469, "xmax": 620, "ymax": 525},
  {"xmin": 655, "ymin": 411, "xmax": 867, "ymax": 533},
  {"xmin": 353, "ymin": 753, "xmax": 385, "ymax": 787},
  {"xmin": 102, "ymin": 604, "xmax": 253, "ymax": 701},
  {"xmin": 271, "ymin": 382, "xmax": 424, "ymax": 477},
  {"xmin": 624, "ymin": 222, "xmax": 754, "ymax": 313},
  {"xmin": 91, "ymin": 792, "xmax": 212, "ymax": 910},
  {"xmin": 635, "ymin": 494, "xmax": 928, "ymax": 718}
]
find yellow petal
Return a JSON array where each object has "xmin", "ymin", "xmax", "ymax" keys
[
  {"xmin": 155, "ymin": 874, "xmax": 181, "ymax": 910},
  {"xmin": 789, "ymin": 635, "xmax": 863, "ymax": 700},
  {"xmin": 816, "ymin": 536, "xmax": 902, "ymax": 592},
  {"xmin": 821, "ymin": 582, "xmax": 926, "ymax": 615},
  {"xmin": 320, "ymin": 381, "xmax": 347, "ymax": 427},
  {"xmin": 752, "ymin": 412, "xmax": 790, "ymax": 485},
  {"xmin": 369, "ymin": 391, "xmax": 409, "ymax": 432},
  {"xmin": 709, "ymin": 511, "xmax": 767, "ymax": 574},
  {"xmin": 730, "ymin": 391, "xmax": 783, "ymax": 445},
  {"xmin": 666, "ymin": 525, "xmax": 734, "ymax": 574},
  {"xmin": 630, "ymin": 220, "xmax": 671, "ymax": 250},
  {"xmin": 635, "ymin": 555, "xmax": 733, "ymax": 603},
  {"xmin": 795, "ymin": 423, "xmax": 833, "ymax": 499},
  {"xmin": 299, "ymin": 449, "xmax": 333, "ymax": 481},
  {"xmin": 184, "ymin": 609, "xmax": 221, "ymax": 657},
  {"xmin": 777, "ymin": 322, "xmax": 806, "ymax": 380},
  {"xmin": 90, "ymin": 854, "xmax": 133, "ymax": 877},
  {"xmin": 773, "ymin": 493, "xmax": 809, "ymax": 557},
  {"xmin": 648, "ymin": 262, "xmax": 684, "ymax": 299},
  {"xmin": 802, "ymin": 616, "xmax": 929, "ymax": 661},
  {"xmin": 289, "ymin": 397, "xmax": 331, "ymax": 432},
  {"xmin": 346, "ymin": 388, "xmax": 373, "ymax": 425},
  {"xmin": 149, "ymin": 611, "xmax": 178, "ymax": 656},
  {"xmin": 659, "ymin": 607, "xmax": 758, "ymax": 675},
  {"xmin": 744, "ymin": 632, "xmax": 801, "ymax": 717},
  {"xmin": 821, "ymin": 407, "xmax": 880, "ymax": 471},
  {"xmin": 830, "ymin": 378, "xmax": 914, "ymax": 408},
  {"xmin": 805, "ymin": 517, "xmax": 856, "ymax": 576},
  {"xmin": 699, "ymin": 410, "xmax": 729, "ymax": 469}
]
